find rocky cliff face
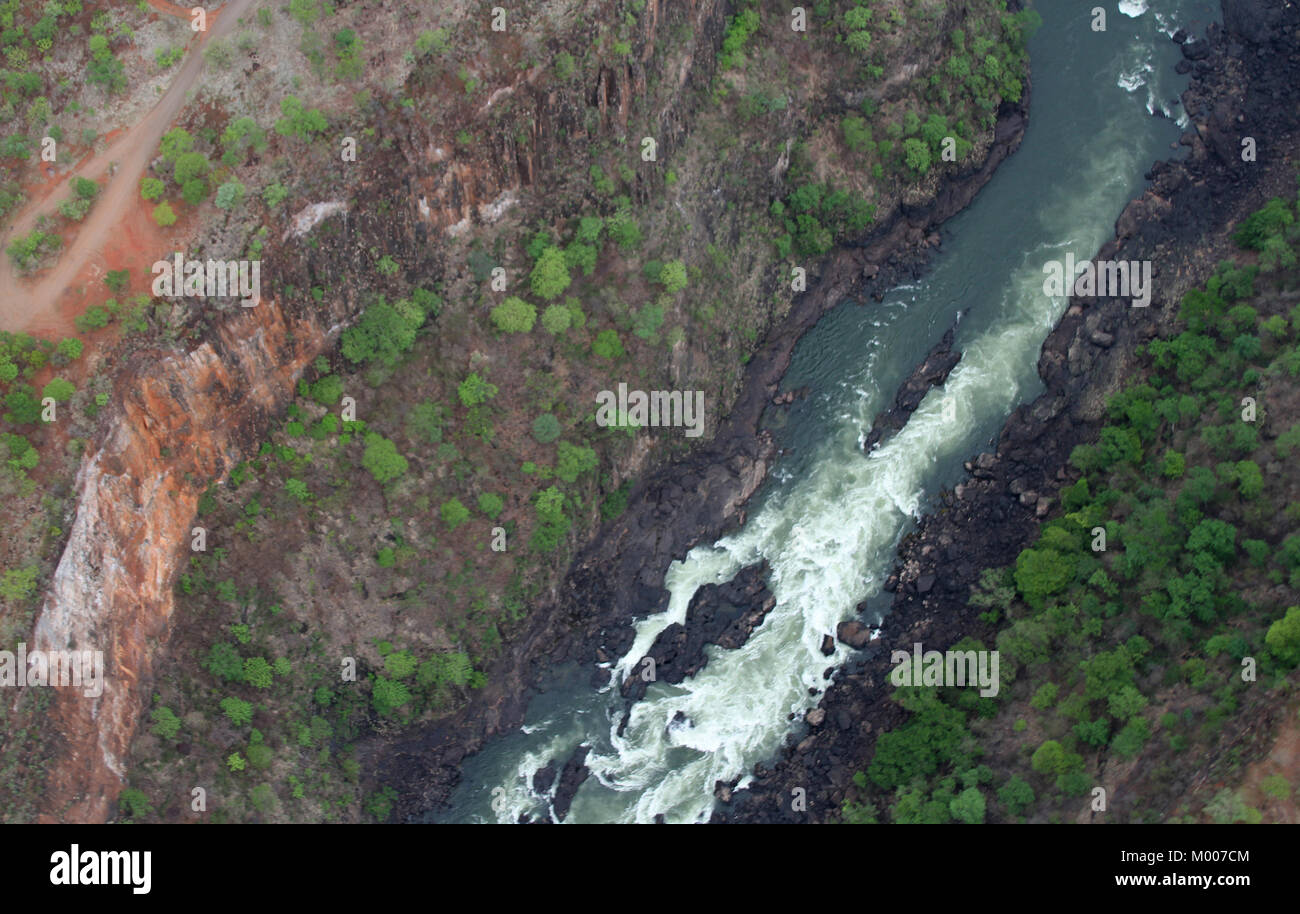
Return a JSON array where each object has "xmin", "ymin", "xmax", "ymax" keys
[
  {"xmin": 32, "ymin": 302, "xmax": 325, "ymax": 821},
  {"xmin": 24, "ymin": 0, "xmax": 734, "ymax": 822}
]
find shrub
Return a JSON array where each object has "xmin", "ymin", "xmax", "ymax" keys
[
  {"xmin": 340, "ymin": 296, "xmax": 423, "ymax": 367},
  {"xmin": 842, "ymin": 114, "xmax": 873, "ymax": 153},
  {"xmin": 220, "ymin": 696, "xmax": 254, "ymax": 726},
  {"xmin": 308, "ymin": 374, "xmax": 343, "ymax": 406},
  {"xmin": 1030, "ymin": 740, "xmax": 1068, "ymax": 776},
  {"xmin": 243, "ymin": 657, "xmax": 273, "ymax": 688},
  {"xmin": 903, "ymin": 138, "xmax": 932, "ymax": 174},
  {"xmin": 541, "ymin": 303, "xmax": 572, "ymax": 335},
  {"xmin": 1014, "ymin": 547, "xmax": 1075, "ymax": 607},
  {"xmin": 263, "ymin": 183, "xmax": 289, "ymax": 208},
  {"xmin": 361, "ymin": 433, "xmax": 408, "ymax": 483},
  {"xmin": 179, "ymin": 178, "xmax": 207, "ymax": 206},
  {"xmin": 173, "ymin": 151, "xmax": 210, "ymax": 186},
  {"xmin": 441, "ymin": 498, "xmax": 470, "ymax": 530},
  {"xmin": 949, "ymin": 787, "xmax": 986, "ymax": 824},
  {"xmin": 606, "ymin": 209, "xmax": 642, "ymax": 249},
  {"xmin": 532, "ymin": 413, "xmax": 561, "ymax": 443},
  {"xmin": 491, "ymin": 296, "xmax": 537, "ymax": 333},
  {"xmin": 997, "ymin": 776, "xmax": 1035, "ymax": 815},
  {"xmin": 1265, "ymin": 606, "xmax": 1300, "ymax": 667},
  {"xmin": 205, "ymin": 643, "xmax": 244, "ymax": 682},
  {"xmin": 42, "ymin": 378, "xmax": 74, "ymax": 402},
  {"xmin": 633, "ymin": 303, "xmax": 665, "ymax": 340},
  {"xmin": 555, "ymin": 441, "xmax": 598, "ymax": 483},
  {"xmin": 275, "ymin": 95, "xmax": 328, "ymax": 139},
  {"xmin": 415, "ymin": 28, "xmax": 450, "ymax": 57},
  {"xmin": 371, "ymin": 677, "xmax": 411, "ymax": 716},
  {"xmin": 656, "ymin": 259, "xmax": 688, "ymax": 294},
  {"xmin": 150, "ymin": 707, "xmax": 181, "ymax": 740},
  {"xmin": 457, "ymin": 372, "xmax": 498, "ymax": 407},
  {"xmin": 1233, "ymin": 198, "xmax": 1294, "ymax": 250},
  {"xmin": 153, "ymin": 202, "xmax": 177, "ymax": 226},
  {"xmin": 246, "ymin": 743, "xmax": 274, "ymax": 770},
  {"xmin": 55, "ymin": 338, "xmax": 83, "ymax": 362},
  {"xmin": 592, "ymin": 329, "xmax": 625, "ymax": 361},
  {"xmin": 530, "ymin": 246, "xmax": 572, "ymax": 300},
  {"xmin": 564, "ymin": 241, "xmax": 598, "ymax": 276},
  {"xmin": 214, "ymin": 181, "xmax": 246, "ymax": 210}
]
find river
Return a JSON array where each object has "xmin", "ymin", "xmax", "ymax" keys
[{"xmin": 430, "ymin": 0, "xmax": 1220, "ymax": 824}]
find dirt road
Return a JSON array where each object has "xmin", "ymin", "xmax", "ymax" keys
[{"xmin": 0, "ymin": 0, "xmax": 258, "ymax": 336}]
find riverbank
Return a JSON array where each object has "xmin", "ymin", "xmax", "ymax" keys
[
  {"xmin": 718, "ymin": 0, "xmax": 1300, "ymax": 823},
  {"xmin": 379, "ymin": 72, "xmax": 1033, "ymax": 819}
]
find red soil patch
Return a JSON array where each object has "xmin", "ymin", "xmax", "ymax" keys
[{"xmin": 36, "ymin": 193, "xmax": 190, "ymax": 339}]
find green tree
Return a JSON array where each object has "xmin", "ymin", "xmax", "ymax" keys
[
  {"xmin": 529, "ymin": 246, "xmax": 571, "ymax": 301},
  {"xmin": 556, "ymin": 441, "xmax": 598, "ymax": 483},
  {"xmin": 42, "ymin": 377, "xmax": 74, "ymax": 402},
  {"xmin": 181, "ymin": 178, "xmax": 207, "ymax": 206},
  {"xmin": 274, "ymin": 95, "xmax": 328, "ymax": 139},
  {"xmin": 592, "ymin": 329, "xmax": 625, "ymax": 361},
  {"xmin": 541, "ymin": 303, "xmax": 572, "ymax": 335},
  {"xmin": 308, "ymin": 374, "xmax": 343, "ymax": 405},
  {"xmin": 361, "ymin": 433, "xmax": 408, "ymax": 483},
  {"xmin": 657, "ymin": 259, "xmax": 688, "ymax": 294},
  {"xmin": 340, "ymin": 297, "xmax": 423, "ymax": 367},
  {"xmin": 949, "ymin": 787, "xmax": 986, "ymax": 824},
  {"xmin": 243, "ymin": 656, "xmax": 273, "ymax": 688},
  {"xmin": 415, "ymin": 28, "xmax": 450, "ymax": 57},
  {"xmin": 491, "ymin": 296, "xmax": 537, "ymax": 333},
  {"xmin": 159, "ymin": 127, "xmax": 194, "ymax": 161},
  {"xmin": 55, "ymin": 337, "xmax": 84, "ymax": 363},
  {"xmin": 1110, "ymin": 717, "xmax": 1150, "ymax": 758},
  {"xmin": 1233, "ymin": 198, "xmax": 1294, "ymax": 250},
  {"xmin": 289, "ymin": 0, "xmax": 321, "ymax": 26},
  {"xmin": 1030, "ymin": 740, "xmax": 1068, "ymax": 777},
  {"xmin": 173, "ymin": 151, "xmax": 210, "ymax": 186},
  {"xmin": 478, "ymin": 492, "xmax": 504, "ymax": 519},
  {"xmin": 457, "ymin": 372, "xmax": 498, "ymax": 407},
  {"xmin": 607, "ymin": 209, "xmax": 642, "ymax": 249},
  {"xmin": 372, "ymin": 676, "xmax": 411, "ymax": 715},
  {"xmin": 385, "ymin": 650, "xmax": 418, "ymax": 679},
  {"xmin": 150, "ymin": 706, "xmax": 181, "ymax": 740},
  {"xmin": 997, "ymin": 776, "xmax": 1035, "ymax": 815},
  {"xmin": 441, "ymin": 497, "xmax": 470, "ymax": 530},
  {"xmin": 842, "ymin": 114, "xmax": 873, "ymax": 152},
  {"xmin": 153, "ymin": 202, "xmax": 177, "ymax": 227},
  {"xmin": 220, "ymin": 696, "xmax": 254, "ymax": 726},
  {"xmin": 246, "ymin": 743, "xmax": 274, "ymax": 770},
  {"xmin": 406, "ymin": 400, "xmax": 445, "ymax": 443},
  {"xmin": 1265, "ymin": 606, "xmax": 1300, "ymax": 667},
  {"xmin": 1014, "ymin": 547, "xmax": 1075, "ymax": 607}
]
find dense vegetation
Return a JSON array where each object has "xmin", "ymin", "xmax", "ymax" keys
[{"xmin": 842, "ymin": 184, "xmax": 1300, "ymax": 824}]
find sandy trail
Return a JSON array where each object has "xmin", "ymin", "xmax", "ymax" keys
[{"xmin": 0, "ymin": 0, "xmax": 258, "ymax": 336}]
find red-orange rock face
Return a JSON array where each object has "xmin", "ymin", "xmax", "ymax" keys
[{"xmin": 32, "ymin": 301, "xmax": 325, "ymax": 822}]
